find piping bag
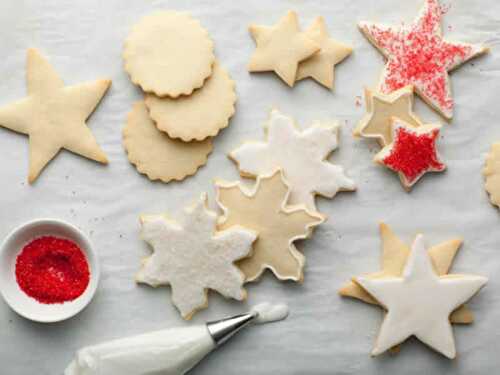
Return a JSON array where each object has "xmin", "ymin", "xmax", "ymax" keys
[{"xmin": 64, "ymin": 303, "xmax": 288, "ymax": 375}]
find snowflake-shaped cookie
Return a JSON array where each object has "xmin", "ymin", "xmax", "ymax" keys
[
  {"xmin": 136, "ymin": 194, "xmax": 257, "ymax": 319},
  {"xmin": 229, "ymin": 109, "xmax": 356, "ymax": 212}
]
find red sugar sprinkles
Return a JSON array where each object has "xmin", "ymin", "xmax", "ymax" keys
[{"xmin": 15, "ymin": 236, "xmax": 90, "ymax": 304}]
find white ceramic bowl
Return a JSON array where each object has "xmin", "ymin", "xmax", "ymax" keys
[{"xmin": 0, "ymin": 218, "xmax": 100, "ymax": 323}]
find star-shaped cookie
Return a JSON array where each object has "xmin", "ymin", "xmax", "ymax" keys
[
  {"xmin": 296, "ymin": 16, "xmax": 352, "ymax": 89},
  {"xmin": 339, "ymin": 223, "xmax": 474, "ymax": 327},
  {"xmin": 359, "ymin": 0, "xmax": 488, "ymax": 119},
  {"xmin": 248, "ymin": 11, "xmax": 320, "ymax": 87},
  {"xmin": 215, "ymin": 171, "xmax": 324, "ymax": 282},
  {"xmin": 229, "ymin": 109, "xmax": 356, "ymax": 212},
  {"xmin": 355, "ymin": 234, "xmax": 486, "ymax": 358},
  {"xmin": 353, "ymin": 86, "xmax": 422, "ymax": 147},
  {"xmin": 0, "ymin": 48, "xmax": 110, "ymax": 183},
  {"xmin": 374, "ymin": 118, "xmax": 445, "ymax": 190},
  {"xmin": 136, "ymin": 194, "xmax": 257, "ymax": 320}
]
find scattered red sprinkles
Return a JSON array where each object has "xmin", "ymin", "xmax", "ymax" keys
[
  {"xmin": 15, "ymin": 236, "xmax": 90, "ymax": 304},
  {"xmin": 382, "ymin": 126, "xmax": 445, "ymax": 184},
  {"xmin": 361, "ymin": 0, "xmax": 476, "ymax": 115}
]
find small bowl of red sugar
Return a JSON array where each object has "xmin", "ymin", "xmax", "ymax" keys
[{"xmin": 0, "ymin": 219, "xmax": 99, "ymax": 323}]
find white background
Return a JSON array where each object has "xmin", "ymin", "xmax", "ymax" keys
[{"xmin": 0, "ymin": 0, "xmax": 499, "ymax": 374}]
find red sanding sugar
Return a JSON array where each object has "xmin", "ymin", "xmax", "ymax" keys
[
  {"xmin": 383, "ymin": 127, "xmax": 444, "ymax": 184},
  {"xmin": 15, "ymin": 236, "xmax": 90, "ymax": 304}
]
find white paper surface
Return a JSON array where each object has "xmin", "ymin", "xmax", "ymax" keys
[{"xmin": 0, "ymin": 0, "xmax": 499, "ymax": 374}]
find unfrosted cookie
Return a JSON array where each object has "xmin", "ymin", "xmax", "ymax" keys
[
  {"xmin": 358, "ymin": 0, "xmax": 488, "ymax": 119},
  {"xmin": 145, "ymin": 63, "xmax": 236, "ymax": 141},
  {"xmin": 483, "ymin": 143, "xmax": 500, "ymax": 208},
  {"xmin": 136, "ymin": 194, "xmax": 256, "ymax": 319},
  {"xmin": 215, "ymin": 171, "xmax": 324, "ymax": 282},
  {"xmin": 229, "ymin": 109, "xmax": 355, "ymax": 213},
  {"xmin": 248, "ymin": 11, "xmax": 320, "ymax": 87},
  {"xmin": 123, "ymin": 102, "xmax": 212, "ymax": 183},
  {"xmin": 124, "ymin": 11, "xmax": 215, "ymax": 97},
  {"xmin": 0, "ymin": 48, "xmax": 110, "ymax": 183}
]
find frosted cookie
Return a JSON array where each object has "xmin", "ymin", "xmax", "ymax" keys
[
  {"xmin": 358, "ymin": 0, "xmax": 488, "ymax": 119},
  {"xmin": 215, "ymin": 171, "xmax": 324, "ymax": 282},
  {"xmin": 353, "ymin": 86, "xmax": 422, "ymax": 147},
  {"xmin": 145, "ymin": 63, "xmax": 236, "ymax": 141},
  {"xmin": 374, "ymin": 118, "xmax": 445, "ymax": 190},
  {"xmin": 229, "ymin": 109, "xmax": 355, "ymax": 213},
  {"xmin": 0, "ymin": 48, "xmax": 109, "ymax": 183},
  {"xmin": 136, "ymin": 194, "xmax": 256, "ymax": 319},
  {"xmin": 124, "ymin": 11, "xmax": 215, "ymax": 97},
  {"xmin": 483, "ymin": 143, "xmax": 500, "ymax": 208},
  {"xmin": 340, "ymin": 223, "xmax": 474, "ymax": 329},
  {"xmin": 248, "ymin": 10, "xmax": 320, "ymax": 87},
  {"xmin": 349, "ymin": 233, "xmax": 487, "ymax": 358},
  {"xmin": 296, "ymin": 16, "xmax": 352, "ymax": 90},
  {"xmin": 123, "ymin": 102, "xmax": 212, "ymax": 183}
]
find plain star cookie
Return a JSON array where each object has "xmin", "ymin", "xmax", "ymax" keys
[
  {"xmin": 0, "ymin": 48, "xmax": 110, "ymax": 183},
  {"xmin": 248, "ymin": 10, "xmax": 320, "ymax": 87},
  {"xmin": 145, "ymin": 63, "xmax": 236, "ymax": 141},
  {"xmin": 374, "ymin": 118, "xmax": 445, "ymax": 190},
  {"xmin": 229, "ymin": 109, "xmax": 355, "ymax": 212},
  {"xmin": 215, "ymin": 171, "xmax": 324, "ymax": 282},
  {"xmin": 124, "ymin": 11, "xmax": 215, "ymax": 97},
  {"xmin": 353, "ymin": 234, "xmax": 487, "ymax": 358},
  {"xmin": 358, "ymin": 0, "xmax": 488, "ymax": 119},
  {"xmin": 123, "ymin": 102, "xmax": 212, "ymax": 183},
  {"xmin": 296, "ymin": 16, "xmax": 352, "ymax": 89},
  {"xmin": 483, "ymin": 143, "xmax": 500, "ymax": 208},
  {"xmin": 136, "ymin": 194, "xmax": 256, "ymax": 319},
  {"xmin": 353, "ymin": 86, "xmax": 422, "ymax": 147}
]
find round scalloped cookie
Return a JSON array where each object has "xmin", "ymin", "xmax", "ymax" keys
[
  {"xmin": 145, "ymin": 62, "xmax": 236, "ymax": 141},
  {"xmin": 123, "ymin": 101, "xmax": 212, "ymax": 183},
  {"xmin": 483, "ymin": 142, "xmax": 500, "ymax": 207},
  {"xmin": 123, "ymin": 11, "xmax": 215, "ymax": 97}
]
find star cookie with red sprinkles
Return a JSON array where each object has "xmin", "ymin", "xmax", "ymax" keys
[
  {"xmin": 374, "ymin": 118, "xmax": 445, "ymax": 190},
  {"xmin": 358, "ymin": 0, "xmax": 488, "ymax": 120}
]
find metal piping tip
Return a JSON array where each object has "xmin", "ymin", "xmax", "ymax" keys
[{"xmin": 206, "ymin": 311, "xmax": 256, "ymax": 346}]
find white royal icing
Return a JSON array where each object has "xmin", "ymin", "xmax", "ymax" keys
[
  {"xmin": 230, "ymin": 109, "xmax": 356, "ymax": 212},
  {"xmin": 251, "ymin": 302, "xmax": 289, "ymax": 324},
  {"xmin": 356, "ymin": 234, "xmax": 487, "ymax": 358}
]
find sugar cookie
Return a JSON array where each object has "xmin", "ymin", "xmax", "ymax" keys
[
  {"xmin": 145, "ymin": 63, "xmax": 236, "ymax": 141},
  {"xmin": 229, "ymin": 109, "xmax": 355, "ymax": 212},
  {"xmin": 215, "ymin": 171, "xmax": 324, "ymax": 282},
  {"xmin": 483, "ymin": 143, "xmax": 500, "ymax": 208},
  {"xmin": 0, "ymin": 48, "xmax": 110, "ymax": 183},
  {"xmin": 136, "ymin": 194, "xmax": 256, "ymax": 319},
  {"xmin": 123, "ymin": 102, "xmax": 212, "ymax": 183},
  {"xmin": 124, "ymin": 11, "xmax": 215, "ymax": 97}
]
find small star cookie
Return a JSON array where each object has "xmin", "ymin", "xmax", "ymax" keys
[
  {"xmin": 248, "ymin": 11, "xmax": 320, "ymax": 87},
  {"xmin": 374, "ymin": 118, "xmax": 445, "ymax": 190},
  {"xmin": 353, "ymin": 86, "xmax": 422, "ymax": 147},
  {"xmin": 136, "ymin": 194, "xmax": 257, "ymax": 320},
  {"xmin": 352, "ymin": 233, "xmax": 487, "ymax": 358},
  {"xmin": 215, "ymin": 171, "xmax": 324, "ymax": 282},
  {"xmin": 358, "ymin": 0, "xmax": 488, "ymax": 119},
  {"xmin": 229, "ymin": 109, "xmax": 356, "ymax": 212},
  {"xmin": 123, "ymin": 102, "xmax": 212, "ymax": 183},
  {"xmin": 483, "ymin": 143, "xmax": 500, "ymax": 208},
  {"xmin": 0, "ymin": 48, "xmax": 110, "ymax": 183},
  {"xmin": 296, "ymin": 17, "xmax": 352, "ymax": 90}
]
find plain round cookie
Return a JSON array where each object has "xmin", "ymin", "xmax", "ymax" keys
[
  {"xmin": 483, "ymin": 142, "xmax": 500, "ymax": 207},
  {"xmin": 123, "ymin": 11, "xmax": 215, "ymax": 97},
  {"xmin": 145, "ymin": 63, "xmax": 236, "ymax": 141},
  {"xmin": 123, "ymin": 101, "xmax": 212, "ymax": 183}
]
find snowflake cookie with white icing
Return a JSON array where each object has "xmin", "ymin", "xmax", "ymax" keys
[
  {"xmin": 229, "ymin": 109, "xmax": 355, "ymax": 212},
  {"xmin": 136, "ymin": 194, "xmax": 257, "ymax": 320}
]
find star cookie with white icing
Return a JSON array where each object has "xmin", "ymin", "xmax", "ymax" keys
[
  {"xmin": 359, "ymin": 0, "xmax": 488, "ymax": 119},
  {"xmin": 136, "ymin": 194, "xmax": 257, "ymax": 319},
  {"xmin": 215, "ymin": 171, "xmax": 324, "ymax": 282},
  {"xmin": 352, "ymin": 233, "xmax": 487, "ymax": 358},
  {"xmin": 248, "ymin": 11, "xmax": 320, "ymax": 87},
  {"xmin": 0, "ymin": 48, "xmax": 110, "ymax": 183},
  {"xmin": 229, "ymin": 109, "xmax": 355, "ymax": 212}
]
